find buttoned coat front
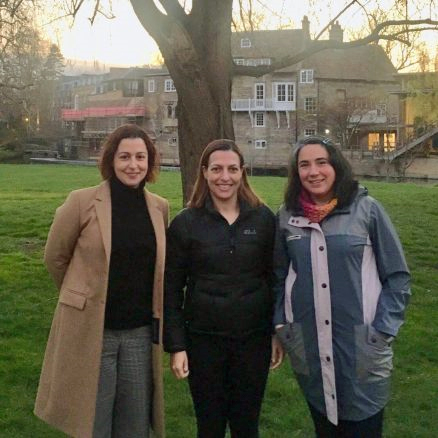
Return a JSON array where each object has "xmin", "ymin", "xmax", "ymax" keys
[{"xmin": 34, "ymin": 180, "xmax": 168, "ymax": 438}]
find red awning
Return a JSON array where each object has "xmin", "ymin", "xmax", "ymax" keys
[{"xmin": 62, "ymin": 106, "xmax": 145, "ymax": 121}]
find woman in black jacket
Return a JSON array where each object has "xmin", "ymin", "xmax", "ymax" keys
[{"xmin": 164, "ymin": 139, "xmax": 283, "ymax": 438}]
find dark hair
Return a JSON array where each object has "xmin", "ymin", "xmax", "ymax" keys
[
  {"xmin": 188, "ymin": 139, "xmax": 262, "ymax": 208},
  {"xmin": 284, "ymin": 135, "xmax": 358, "ymax": 210},
  {"xmin": 99, "ymin": 124, "xmax": 159, "ymax": 182}
]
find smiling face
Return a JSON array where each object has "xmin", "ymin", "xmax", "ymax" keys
[
  {"xmin": 202, "ymin": 150, "xmax": 243, "ymax": 205},
  {"xmin": 297, "ymin": 143, "xmax": 336, "ymax": 204},
  {"xmin": 113, "ymin": 137, "xmax": 148, "ymax": 188}
]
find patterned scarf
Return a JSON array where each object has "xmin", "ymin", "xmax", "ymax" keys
[{"xmin": 299, "ymin": 190, "xmax": 338, "ymax": 223}]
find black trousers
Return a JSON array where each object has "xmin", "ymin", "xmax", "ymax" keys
[
  {"xmin": 187, "ymin": 331, "xmax": 272, "ymax": 438},
  {"xmin": 308, "ymin": 403, "xmax": 384, "ymax": 438}
]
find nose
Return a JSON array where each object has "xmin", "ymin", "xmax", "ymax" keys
[
  {"xmin": 308, "ymin": 163, "xmax": 319, "ymax": 175},
  {"xmin": 128, "ymin": 157, "xmax": 138, "ymax": 167},
  {"xmin": 220, "ymin": 170, "xmax": 231, "ymax": 180}
]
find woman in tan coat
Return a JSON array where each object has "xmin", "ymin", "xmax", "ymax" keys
[{"xmin": 34, "ymin": 124, "xmax": 168, "ymax": 438}]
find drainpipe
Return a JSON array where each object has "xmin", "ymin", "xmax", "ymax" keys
[{"xmin": 295, "ymin": 79, "xmax": 299, "ymax": 142}]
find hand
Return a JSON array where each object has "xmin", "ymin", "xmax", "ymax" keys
[
  {"xmin": 170, "ymin": 351, "xmax": 189, "ymax": 379},
  {"xmin": 270, "ymin": 335, "xmax": 284, "ymax": 370}
]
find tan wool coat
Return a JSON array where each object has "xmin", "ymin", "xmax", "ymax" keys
[{"xmin": 34, "ymin": 181, "xmax": 168, "ymax": 438}]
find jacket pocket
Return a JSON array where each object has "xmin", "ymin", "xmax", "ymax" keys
[
  {"xmin": 277, "ymin": 322, "xmax": 309, "ymax": 376},
  {"xmin": 355, "ymin": 324, "xmax": 393, "ymax": 382},
  {"xmin": 59, "ymin": 288, "xmax": 87, "ymax": 310}
]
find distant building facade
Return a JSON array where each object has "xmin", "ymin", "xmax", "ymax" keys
[
  {"xmin": 59, "ymin": 68, "xmax": 155, "ymax": 159},
  {"xmin": 59, "ymin": 18, "xmax": 427, "ymax": 170}
]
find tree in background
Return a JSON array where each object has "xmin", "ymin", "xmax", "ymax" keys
[
  {"xmin": 62, "ymin": 0, "xmax": 438, "ymax": 200},
  {"xmin": 0, "ymin": 1, "xmax": 64, "ymax": 145}
]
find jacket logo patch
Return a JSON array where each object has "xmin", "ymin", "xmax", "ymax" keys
[
  {"xmin": 243, "ymin": 228, "xmax": 257, "ymax": 235},
  {"xmin": 287, "ymin": 235, "xmax": 302, "ymax": 241}
]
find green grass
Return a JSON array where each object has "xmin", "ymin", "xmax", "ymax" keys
[{"xmin": 0, "ymin": 163, "xmax": 437, "ymax": 437}]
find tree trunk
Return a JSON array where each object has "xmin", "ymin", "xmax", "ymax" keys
[{"xmin": 130, "ymin": 0, "xmax": 234, "ymax": 204}]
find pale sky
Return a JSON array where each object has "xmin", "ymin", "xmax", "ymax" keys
[{"xmin": 41, "ymin": 0, "xmax": 436, "ymax": 70}]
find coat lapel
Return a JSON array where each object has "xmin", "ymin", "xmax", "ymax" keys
[
  {"xmin": 144, "ymin": 190, "xmax": 166, "ymax": 323},
  {"xmin": 94, "ymin": 181, "xmax": 112, "ymax": 266}
]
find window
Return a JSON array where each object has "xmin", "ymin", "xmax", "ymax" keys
[
  {"xmin": 300, "ymin": 69, "xmax": 314, "ymax": 83},
  {"xmin": 126, "ymin": 81, "xmax": 139, "ymax": 96},
  {"xmin": 148, "ymin": 80, "xmax": 155, "ymax": 93},
  {"xmin": 255, "ymin": 112, "xmax": 265, "ymax": 127},
  {"xmin": 274, "ymin": 83, "xmax": 294, "ymax": 102},
  {"xmin": 164, "ymin": 79, "xmax": 176, "ymax": 92},
  {"xmin": 304, "ymin": 128, "xmax": 316, "ymax": 136},
  {"xmin": 384, "ymin": 133, "xmax": 396, "ymax": 151},
  {"xmin": 166, "ymin": 104, "xmax": 174, "ymax": 118},
  {"xmin": 304, "ymin": 97, "xmax": 317, "ymax": 113},
  {"xmin": 241, "ymin": 38, "xmax": 251, "ymax": 48},
  {"xmin": 336, "ymin": 89, "xmax": 346, "ymax": 100},
  {"xmin": 255, "ymin": 83, "xmax": 265, "ymax": 106},
  {"xmin": 255, "ymin": 139, "xmax": 267, "ymax": 149},
  {"xmin": 234, "ymin": 58, "xmax": 271, "ymax": 66},
  {"xmin": 168, "ymin": 137, "xmax": 178, "ymax": 146},
  {"xmin": 376, "ymin": 103, "xmax": 387, "ymax": 116}
]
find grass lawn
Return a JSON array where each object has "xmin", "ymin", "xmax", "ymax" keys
[{"xmin": 0, "ymin": 163, "xmax": 437, "ymax": 437}]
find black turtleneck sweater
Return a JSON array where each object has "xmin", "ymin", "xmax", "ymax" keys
[{"xmin": 105, "ymin": 177, "xmax": 156, "ymax": 329}]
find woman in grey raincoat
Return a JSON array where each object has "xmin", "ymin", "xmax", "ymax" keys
[{"xmin": 273, "ymin": 136, "xmax": 410, "ymax": 438}]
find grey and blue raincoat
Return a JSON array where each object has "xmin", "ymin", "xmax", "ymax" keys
[{"xmin": 273, "ymin": 187, "xmax": 410, "ymax": 424}]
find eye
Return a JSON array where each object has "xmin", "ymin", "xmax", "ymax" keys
[
  {"xmin": 136, "ymin": 154, "xmax": 147, "ymax": 160},
  {"xmin": 317, "ymin": 159, "xmax": 329, "ymax": 165}
]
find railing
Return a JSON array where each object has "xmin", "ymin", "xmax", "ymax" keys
[
  {"xmin": 349, "ymin": 110, "xmax": 387, "ymax": 124},
  {"xmin": 388, "ymin": 125, "xmax": 438, "ymax": 161},
  {"xmin": 231, "ymin": 99, "xmax": 295, "ymax": 112}
]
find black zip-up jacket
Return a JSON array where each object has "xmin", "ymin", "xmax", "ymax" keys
[{"xmin": 163, "ymin": 197, "xmax": 276, "ymax": 353}]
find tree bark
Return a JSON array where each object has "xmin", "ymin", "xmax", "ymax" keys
[{"xmin": 131, "ymin": 0, "xmax": 234, "ymax": 203}]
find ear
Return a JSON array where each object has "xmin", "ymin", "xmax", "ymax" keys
[{"xmin": 202, "ymin": 165, "xmax": 208, "ymax": 179}]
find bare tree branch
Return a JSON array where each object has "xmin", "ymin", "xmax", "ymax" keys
[
  {"xmin": 314, "ymin": 0, "xmax": 358, "ymax": 40},
  {"xmin": 160, "ymin": 0, "xmax": 186, "ymax": 22}
]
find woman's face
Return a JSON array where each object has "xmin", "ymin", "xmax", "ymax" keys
[
  {"xmin": 202, "ymin": 150, "xmax": 243, "ymax": 204},
  {"xmin": 113, "ymin": 137, "xmax": 148, "ymax": 188},
  {"xmin": 297, "ymin": 143, "xmax": 336, "ymax": 204}
]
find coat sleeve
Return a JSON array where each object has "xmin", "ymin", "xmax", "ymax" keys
[
  {"xmin": 272, "ymin": 209, "xmax": 290, "ymax": 327},
  {"xmin": 370, "ymin": 199, "xmax": 411, "ymax": 337},
  {"xmin": 163, "ymin": 210, "xmax": 190, "ymax": 353},
  {"xmin": 44, "ymin": 191, "xmax": 81, "ymax": 291}
]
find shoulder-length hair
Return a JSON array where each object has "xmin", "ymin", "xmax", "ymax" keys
[
  {"xmin": 284, "ymin": 135, "xmax": 358, "ymax": 211},
  {"xmin": 188, "ymin": 139, "xmax": 263, "ymax": 208},
  {"xmin": 99, "ymin": 124, "xmax": 159, "ymax": 182}
]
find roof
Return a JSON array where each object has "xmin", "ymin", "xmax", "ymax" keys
[
  {"xmin": 303, "ymin": 44, "xmax": 398, "ymax": 82},
  {"xmin": 232, "ymin": 29, "xmax": 397, "ymax": 82},
  {"xmin": 105, "ymin": 67, "xmax": 165, "ymax": 81},
  {"xmin": 232, "ymin": 29, "xmax": 305, "ymax": 60}
]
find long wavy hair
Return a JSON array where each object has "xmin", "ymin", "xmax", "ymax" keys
[
  {"xmin": 284, "ymin": 136, "xmax": 358, "ymax": 211},
  {"xmin": 188, "ymin": 139, "xmax": 263, "ymax": 208},
  {"xmin": 99, "ymin": 124, "xmax": 159, "ymax": 183}
]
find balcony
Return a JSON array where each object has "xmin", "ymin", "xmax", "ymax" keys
[
  {"xmin": 231, "ymin": 99, "xmax": 295, "ymax": 112},
  {"xmin": 349, "ymin": 110, "xmax": 387, "ymax": 125}
]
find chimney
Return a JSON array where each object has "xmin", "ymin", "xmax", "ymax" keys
[
  {"xmin": 329, "ymin": 21, "xmax": 343, "ymax": 42},
  {"xmin": 302, "ymin": 15, "xmax": 310, "ymax": 40}
]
